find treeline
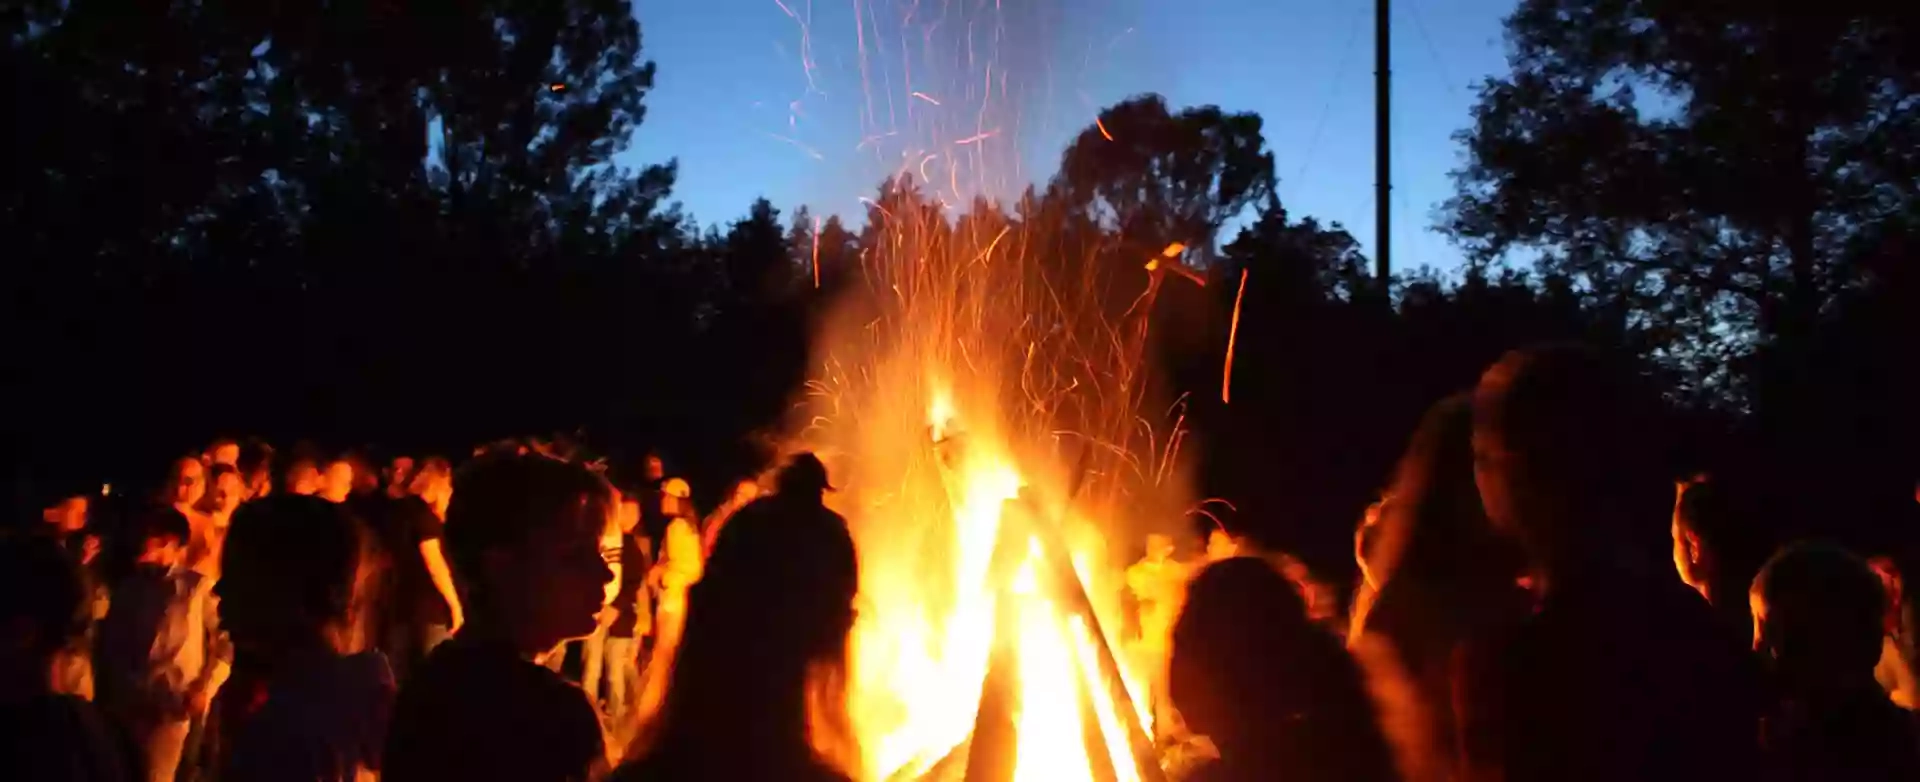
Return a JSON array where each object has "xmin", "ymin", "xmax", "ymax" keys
[{"xmin": 6, "ymin": 2, "xmax": 1915, "ymax": 571}]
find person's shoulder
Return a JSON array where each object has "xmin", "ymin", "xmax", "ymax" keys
[{"xmin": 420, "ymin": 640, "xmax": 590, "ymax": 713}]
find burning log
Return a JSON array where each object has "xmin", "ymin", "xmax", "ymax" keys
[
  {"xmin": 1011, "ymin": 492, "xmax": 1168, "ymax": 782},
  {"xmin": 943, "ymin": 488, "xmax": 1168, "ymax": 782},
  {"xmin": 961, "ymin": 498, "xmax": 1034, "ymax": 782}
]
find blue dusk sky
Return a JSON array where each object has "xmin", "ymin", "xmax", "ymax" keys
[{"xmin": 621, "ymin": 0, "xmax": 1518, "ymax": 273}]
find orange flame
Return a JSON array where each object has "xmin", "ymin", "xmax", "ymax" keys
[{"xmin": 780, "ymin": 2, "xmax": 1187, "ymax": 779}]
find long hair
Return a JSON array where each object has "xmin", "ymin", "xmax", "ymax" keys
[
  {"xmin": 622, "ymin": 497, "xmax": 861, "ymax": 779},
  {"xmin": 1354, "ymin": 394, "xmax": 1521, "ymax": 635},
  {"xmin": 1347, "ymin": 394, "xmax": 1529, "ymax": 782}
]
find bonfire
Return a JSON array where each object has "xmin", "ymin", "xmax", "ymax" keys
[{"xmin": 770, "ymin": 3, "xmax": 1212, "ymax": 779}]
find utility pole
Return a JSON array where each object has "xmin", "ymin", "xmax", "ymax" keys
[{"xmin": 1374, "ymin": 0, "xmax": 1392, "ymax": 287}]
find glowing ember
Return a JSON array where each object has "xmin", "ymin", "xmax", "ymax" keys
[{"xmin": 1222, "ymin": 269, "xmax": 1248, "ymax": 404}]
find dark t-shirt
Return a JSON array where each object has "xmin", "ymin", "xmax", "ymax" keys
[
  {"xmin": 383, "ymin": 636, "xmax": 607, "ymax": 782},
  {"xmin": 387, "ymin": 497, "xmax": 452, "ymax": 628},
  {"xmin": 1456, "ymin": 567, "xmax": 1766, "ymax": 782}
]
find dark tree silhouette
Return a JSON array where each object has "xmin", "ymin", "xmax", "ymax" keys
[
  {"xmin": 1054, "ymin": 94, "xmax": 1277, "ymax": 267},
  {"xmin": 1444, "ymin": 0, "xmax": 1920, "ymax": 405},
  {"xmin": 1444, "ymin": 0, "xmax": 1920, "ymax": 558}
]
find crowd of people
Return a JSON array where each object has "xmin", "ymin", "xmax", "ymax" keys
[{"xmin": 4, "ymin": 342, "xmax": 1919, "ymax": 781}]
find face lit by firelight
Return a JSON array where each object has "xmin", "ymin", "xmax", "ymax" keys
[
  {"xmin": 209, "ymin": 470, "xmax": 246, "ymax": 518},
  {"xmin": 319, "ymin": 460, "xmax": 353, "ymax": 503},
  {"xmin": 170, "ymin": 458, "xmax": 206, "ymax": 509},
  {"xmin": 509, "ymin": 495, "xmax": 618, "ymax": 649},
  {"xmin": 287, "ymin": 461, "xmax": 321, "ymax": 496}
]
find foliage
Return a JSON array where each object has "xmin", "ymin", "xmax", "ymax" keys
[
  {"xmin": 1445, "ymin": 0, "xmax": 1920, "ymax": 407},
  {"xmin": 1054, "ymin": 94, "xmax": 1277, "ymax": 264}
]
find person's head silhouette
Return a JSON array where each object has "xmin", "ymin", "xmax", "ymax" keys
[
  {"xmin": 774, "ymin": 452, "xmax": 835, "ymax": 502},
  {"xmin": 621, "ymin": 476, "xmax": 859, "ymax": 782},
  {"xmin": 1473, "ymin": 344, "xmax": 1664, "ymax": 573},
  {"xmin": 216, "ymin": 495, "xmax": 381, "ymax": 663},
  {"xmin": 1172, "ymin": 558, "xmax": 1394, "ymax": 782},
  {"xmin": 1750, "ymin": 542, "xmax": 1887, "ymax": 693}
]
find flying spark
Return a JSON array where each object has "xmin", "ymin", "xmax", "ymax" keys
[
  {"xmin": 1223, "ymin": 268, "xmax": 1248, "ymax": 404},
  {"xmin": 764, "ymin": 132, "xmax": 825, "ymax": 160}
]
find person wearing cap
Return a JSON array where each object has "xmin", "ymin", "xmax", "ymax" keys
[
  {"xmin": 648, "ymin": 478, "xmax": 700, "ymax": 625},
  {"xmin": 632, "ymin": 477, "xmax": 702, "ymax": 726},
  {"xmin": 648, "ymin": 485, "xmax": 702, "ymax": 633}
]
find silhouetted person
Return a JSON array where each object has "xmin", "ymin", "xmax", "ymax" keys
[
  {"xmin": 236, "ymin": 439, "xmax": 275, "ymax": 501},
  {"xmin": 383, "ymin": 454, "xmax": 617, "ymax": 782},
  {"xmin": 1752, "ymin": 543, "xmax": 1920, "ymax": 781},
  {"xmin": 0, "ymin": 532, "xmax": 138, "ymax": 782},
  {"xmin": 1348, "ymin": 394, "xmax": 1530, "ymax": 782},
  {"xmin": 638, "ymin": 452, "xmax": 671, "ymax": 552},
  {"xmin": 380, "ymin": 457, "xmax": 462, "ymax": 680},
  {"xmin": 384, "ymin": 455, "xmax": 417, "ymax": 501},
  {"xmin": 1127, "ymin": 532, "xmax": 1189, "ymax": 733},
  {"xmin": 284, "ymin": 458, "xmax": 321, "ymax": 498},
  {"xmin": 39, "ymin": 484, "xmax": 100, "ymax": 569},
  {"xmin": 1867, "ymin": 555, "xmax": 1918, "ymax": 709},
  {"xmin": 615, "ymin": 452, "xmax": 860, "ymax": 782},
  {"xmin": 601, "ymin": 489, "xmax": 648, "ymax": 725},
  {"xmin": 208, "ymin": 495, "xmax": 393, "ymax": 781},
  {"xmin": 1672, "ymin": 477, "xmax": 1762, "ymax": 641},
  {"xmin": 1458, "ymin": 345, "xmax": 1763, "ymax": 782},
  {"xmin": 190, "ymin": 463, "xmax": 245, "ymax": 580},
  {"xmin": 343, "ymin": 451, "xmax": 382, "ymax": 499},
  {"xmin": 1170, "ymin": 557, "xmax": 1397, "ymax": 782},
  {"xmin": 162, "ymin": 455, "xmax": 211, "ymax": 533},
  {"xmin": 316, "ymin": 458, "xmax": 353, "ymax": 505},
  {"xmin": 93, "ymin": 509, "xmax": 217, "ymax": 782}
]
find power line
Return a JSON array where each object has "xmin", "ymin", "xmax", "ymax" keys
[
  {"xmin": 1287, "ymin": 4, "xmax": 1366, "ymax": 202},
  {"xmin": 1403, "ymin": 0, "xmax": 1460, "ymax": 98}
]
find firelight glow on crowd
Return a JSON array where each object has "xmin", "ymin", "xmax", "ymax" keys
[{"xmin": 6, "ymin": 345, "xmax": 1920, "ymax": 782}]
